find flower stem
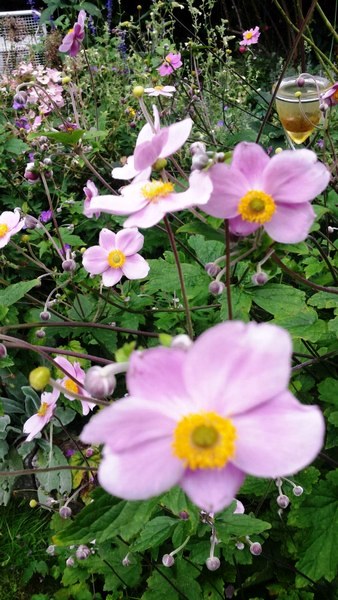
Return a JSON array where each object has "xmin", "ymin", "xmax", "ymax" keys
[{"xmin": 224, "ymin": 220, "xmax": 233, "ymax": 320}]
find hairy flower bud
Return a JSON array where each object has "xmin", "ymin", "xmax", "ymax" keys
[
  {"xmin": 76, "ymin": 545, "xmax": 91, "ymax": 560},
  {"xmin": 40, "ymin": 311, "xmax": 51, "ymax": 321},
  {"xmin": 0, "ymin": 343, "xmax": 7, "ymax": 358},
  {"xmin": 66, "ymin": 556, "xmax": 75, "ymax": 567},
  {"xmin": 59, "ymin": 506, "xmax": 72, "ymax": 519},
  {"xmin": 190, "ymin": 141, "xmax": 206, "ymax": 155},
  {"xmin": 292, "ymin": 485, "xmax": 304, "ymax": 497},
  {"xmin": 171, "ymin": 335, "xmax": 192, "ymax": 351},
  {"xmin": 36, "ymin": 328, "xmax": 46, "ymax": 339},
  {"xmin": 209, "ymin": 281, "xmax": 225, "ymax": 296},
  {"xmin": 84, "ymin": 366, "xmax": 116, "ymax": 398},
  {"xmin": 29, "ymin": 366, "xmax": 51, "ymax": 391},
  {"xmin": 277, "ymin": 494, "xmax": 290, "ymax": 509},
  {"xmin": 205, "ymin": 262, "xmax": 221, "ymax": 277},
  {"xmin": 162, "ymin": 554, "xmax": 175, "ymax": 567},
  {"xmin": 252, "ymin": 271, "xmax": 268, "ymax": 286},
  {"xmin": 179, "ymin": 510, "xmax": 189, "ymax": 520},
  {"xmin": 46, "ymin": 545, "xmax": 56, "ymax": 555},
  {"xmin": 62, "ymin": 259, "xmax": 77, "ymax": 272},
  {"xmin": 133, "ymin": 85, "xmax": 144, "ymax": 98},
  {"xmin": 206, "ymin": 556, "xmax": 220, "ymax": 571},
  {"xmin": 250, "ymin": 542, "xmax": 262, "ymax": 556},
  {"xmin": 24, "ymin": 215, "xmax": 38, "ymax": 229},
  {"xmin": 191, "ymin": 152, "xmax": 210, "ymax": 171},
  {"xmin": 297, "ymin": 76, "xmax": 305, "ymax": 87}
]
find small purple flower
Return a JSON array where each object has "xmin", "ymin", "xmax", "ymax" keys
[
  {"xmin": 40, "ymin": 209, "xmax": 52, "ymax": 223},
  {"xmin": 320, "ymin": 82, "xmax": 338, "ymax": 108},
  {"xmin": 158, "ymin": 53, "xmax": 182, "ymax": 76},
  {"xmin": 59, "ymin": 10, "xmax": 86, "ymax": 57},
  {"xmin": 15, "ymin": 117, "xmax": 30, "ymax": 131},
  {"xmin": 13, "ymin": 91, "xmax": 28, "ymax": 110},
  {"xmin": 83, "ymin": 180, "xmax": 100, "ymax": 218}
]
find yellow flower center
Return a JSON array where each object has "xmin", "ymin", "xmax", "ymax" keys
[
  {"xmin": 244, "ymin": 31, "xmax": 253, "ymax": 40},
  {"xmin": 64, "ymin": 379, "xmax": 79, "ymax": 394},
  {"xmin": 165, "ymin": 55, "xmax": 172, "ymax": 63},
  {"xmin": 0, "ymin": 224, "xmax": 9, "ymax": 238},
  {"xmin": 333, "ymin": 90, "xmax": 338, "ymax": 101},
  {"xmin": 37, "ymin": 402, "xmax": 49, "ymax": 417},
  {"xmin": 238, "ymin": 190, "xmax": 276, "ymax": 224},
  {"xmin": 107, "ymin": 249, "xmax": 126, "ymax": 269},
  {"xmin": 154, "ymin": 86, "xmax": 164, "ymax": 91},
  {"xmin": 172, "ymin": 412, "xmax": 237, "ymax": 470},
  {"xmin": 68, "ymin": 27, "xmax": 74, "ymax": 34},
  {"xmin": 141, "ymin": 180, "xmax": 174, "ymax": 202}
]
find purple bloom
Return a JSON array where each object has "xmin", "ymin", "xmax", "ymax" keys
[
  {"xmin": 40, "ymin": 209, "xmax": 52, "ymax": 223},
  {"xmin": 320, "ymin": 82, "xmax": 338, "ymax": 108},
  {"xmin": 158, "ymin": 53, "xmax": 182, "ymax": 76},
  {"xmin": 15, "ymin": 117, "xmax": 30, "ymax": 130},
  {"xmin": 80, "ymin": 321, "xmax": 324, "ymax": 513},
  {"xmin": 59, "ymin": 10, "xmax": 86, "ymax": 57}
]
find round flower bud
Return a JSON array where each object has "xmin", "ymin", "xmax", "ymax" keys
[
  {"xmin": 24, "ymin": 163, "xmax": 39, "ymax": 183},
  {"xmin": 179, "ymin": 510, "xmax": 189, "ymax": 520},
  {"xmin": 191, "ymin": 152, "xmax": 210, "ymax": 171},
  {"xmin": 24, "ymin": 215, "xmax": 37, "ymax": 229},
  {"xmin": 235, "ymin": 542, "xmax": 244, "ymax": 550},
  {"xmin": 275, "ymin": 147, "xmax": 283, "ymax": 154},
  {"xmin": 297, "ymin": 76, "xmax": 305, "ymax": 87},
  {"xmin": 277, "ymin": 494, "xmax": 290, "ymax": 509},
  {"xmin": 66, "ymin": 556, "xmax": 75, "ymax": 567},
  {"xmin": 328, "ymin": 226, "xmax": 335, "ymax": 234},
  {"xmin": 85, "ymin": 447, "xmax": 94, "ymax": 458},
  {"xmin": 21, "ymin": 234, "xmax": 30, "ymax": 243},
  {"xmin": 29, "ymin": 499, "xmax": 38, "ymax": 508},
  {"xmin": 46, "ymin": 545, "xmax": 56, "ymax": 555},
  {"xmin": 0, "ymin": 343, "xmax": 7, "ymax": 358},
  {"xmin": 171, "ymin": 335, "xmax": 192, "ymax": 351},
  {"xmin": 122, "ymin": 554, "xmax": 131, "ymax": 566},
  {"xmin": 36, "ymin": 329, "xmax": 46, "ymax": 339},
  {"xmin": 29, "ymin": 366, "xmax": 51, "ymax": 391},
  {"xmin": 84, "ymin": 366, "xmax": 116, "ymax": 398},
  {"xmin": 206, "ymin": 556, "xmax": 220, "ymax": 571},
  {"xmin": 152, "ymin": 158, "xmax": 167, "ymax": 171},
  {"xmin": 292, "ymin": 485, "xmax": 304, "ymax": 497},
  {"xmin": 62, "ymin": 76, "xmax": 71, "ymax": 84},
  {"xmin": 190, "ymin": 141, "xmax": 206, "ymax": 155},
  {"xmin": 133, "ymin": 85, "xmax": 144, "ymax": 98},
  {"xmin": 205, "ymin": 262, "xmax": 221, "ymax": 277},
  {"xmin": 59, "ymin": 506, "xmax": 72, "ymax": 519},
  {"xmin": 252, "ymin": 271, "xmax": 268, "ymax": 286},
  {"xmin": 250, "ymin": 542, "xmax": 262, "ymax": 556},
  {"xmin": 162, "ymin": 554, "xmax": 175, "ymax": 567},
  {"xmin": 239, "ymin": 46, "xmax": 247, "ymax": 54},
  {"xmin": 209, "ymin": 281, "xmax": 225, "ymax": 296},
  {"xmin": 76, "ymin": 545, "xmax": 91, "ymax": 560},
  {"xmin": 62, "ymin": 259, "xmax": 76, "ymax": 272},
  {"xmin": 225, "ymin": 585, "xmax": 235, "ymax": 599},
  {"xmin": 294, "ymin": 90, "xmax": 302, "ymax": 98},
  {"xmin": 40, "ymin": 311, "xmax": 51, "ymax": 321}
]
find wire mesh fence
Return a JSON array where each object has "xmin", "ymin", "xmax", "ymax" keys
[{"xmin": 0, "ymin": 10, "xmax": 46, "ymax": 73}]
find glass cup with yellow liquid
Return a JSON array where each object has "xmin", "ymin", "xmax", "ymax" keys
[{"xmin": 274, "ymin": 74, "xmax": 330, "ymax": 145}]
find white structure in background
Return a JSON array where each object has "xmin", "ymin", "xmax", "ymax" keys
[{"xmin": 0, "ymin": 10, "xmax": 46, "ymax": 73}]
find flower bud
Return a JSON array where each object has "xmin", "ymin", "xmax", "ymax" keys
[
  {"xmin": 29, "ymin": 366, "xmax": 51, "ymax": 391},
  {"xmin": 40, "ymin": 311, "xmax": 51, "ymax": 321},
  {"xmin": 249, "ymin": 542, "xmax": 262, "ymax": 556},
  {"xmin": 292, "ymin": 485, "xmax": 303, "ymax": 497},
  {"xmin": 294, "ymin": 90, "xmax": 302, "ymax": 98},
  {"xmin": 206, "ymin": 557, "xmax": 220, "ymax": 571},
  {"xmin": 275, "ymin": 147, "xmax": 283, "ymax": 154},
  {"xmin": 252, "ymin": 271, "xmax": 268, "ymax": 286},
  {"xmin": 327, "ymin": 226, "xmax": 335, "ymax": 234},
  {"xmin": 36, "ymin": 328, "xmax": 46, "ymax": 339},
  {"xmin": 24, "ymin": 163, "xmax": 39, "ymax": 183},
  {"xmin": 85, "ymin": 447, "xmax": 94, "ymax": 458},
  {"xmin": 29, "ymin": 499, "xmax": 38, "ymax": 508},
  {"xmin": 225, "ymin": 585, "xmax": 235, "ymax": 599},
  {"xmin": 46, "ymin": 545, "xmax": 56, "ymax": 555},
  {"xmin": 277, "ymin": 494, "xmax": 290, "ymax": 509},
  {"xmin": 209, "ymin": 281, "xmax": 225, "ymax": 296},
  {"xmin": 76, "ymin": 545, "xmax": 91, "ymax": 560},
  {"xmin": 13, "ymin": 91, "xmax": 27, "ymax": 108},
  {"xmin": 0, "ymin": 343, "xmax": 7, "ymax": 358},
  {"xmin": 235, "ymin": 541, "xmax": 244, "ymax": 550},
  {"xmin": 162, "ymin": 554, "xmax": 175, "ymax": 567},
  {"xmin": 171, "ymin": 335, "xmax": 192, "ymax": 351},
  {"xmin": 62, "ymin": 76, "xmax": 71, "ymax": 84},
  {"xmin": 133, "ymin": 85, "xmax": 144, "ymax": 98},
  {"xmin": 205, "ymin": 262, "xmax": 221, "ymax": 277},
  {"xmin": 24, "ymin": 215, "xmax": 37, "ymax": 229},
  {"xmin": 122, "ymin": 554, "xmax": 131, "ymax": 566},
  {"xmin": 190, "ymin": 141, "xmax": 206, "ymax": 155},
  {"xmin": 297, "ymin": 76, "xmax": 305, "ymax": 87},
  {"xmin": 152, "ymin": 158, "xmax": 167, "ymax": 171},
  {"xmin": 239, "ymin": 46, "xmax": 247, "ymax": 53},
  {"xmin": 84, "ymin": 366, "xmax": 116, "ymax": 398},
  {"xmin": 179, "ymin": 510, "xmax": 189, "ymax": 520},
  {"xmin": 62, "ymin": 259, "xmax": 76, "ymax": 272},
  {"xmin": 66, "ymin": 556, "xmax": 75, "ymax": 567},
  {"xmin": 191, "ymin": 152, "xmax": 210, "ymax": 171},
  {"xmin": 59, "ymin": 506, "xmax": 72, "ymax": 519}
]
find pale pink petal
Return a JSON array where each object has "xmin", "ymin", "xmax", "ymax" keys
[
  {"xmin": 98, "ymin": 442, "xmax": 184, "ymax": 500},
  {"xmin": 115, "ymin": 228, "xmax": 144, "ymax": 255},
  {"xmin": 184, "ymin": 321, "xmax": 292, "ymax": 415},
  {"xmin": 231, "ymin": 142, "xmax": 269, "ymax": 188},
  {"xmin": 90, "ymin": 191, "xmax": 147, "ymax": 216},
  {"xmin": 264, "ymin": 202, "xmax": 315, "ymax": 243},
  {"xmin": 136, "ymin": 121, "xmax": 155, "ymax": 146},
  {"xmin": 112, "ymin": 156, "xmax": 139, "ymax": 180},
  {"xmin": 99, "ymin": 228, "xmax": 117, "ymax": 250},
  {"xmin": 101, "ymin": 268, "xmax": 123, "ymax": 286},
  {"xmin": 180, "ymin": 464, "xmax": 245, "ymax": 513},
  {"xmin": 82, "ymin": 246, "xmax": 108, "ymax": 274},
  {"xmin": 263, "ymin": 150, "xmax": 330, "ymax": 204},
  {"xmin": 203, "ymin": 164, "xmax": 248, "ymax": 218},
  {"xmin": 123, "ymin": 202, "xmax": 165, "ymax": 228},
  {"xmin": 228, "ymin": 214, "xmax": 260, "ymax": 236},
  {"xmin": 122, "ymin": 254, "xmax": 150, "ymax": 279},
  {"xmin": 73, "ymin": 362, "xmax": 86, "ymax": 386},
  {"xmin": 133, "ymin": 167, "xmax": 153, "ymax": 182},
  {"xmin": 170, "ymin": 170, "xmax": 213, "ymax": 211},
  {"xmin": 0, "ymin": 233, "xmax": 12, "ymax": 249},
  {"xmin": 54, "ymin": 356, "xmax": 74, "ymax": 376},
  {"xmin": 80, "ymin": 400, "xmax": 93, "ymax": 416},
  {"xmin": 153, "ymin": 105, "xmax": 160, "ymax": 131},
  {"xmin": 1, "ymin": 211, "xmax": 21, "ymax": 229},
  {"xmin": 134, "ymin": 130, "xmax": 168, "ymax": 171},
  {"xmin": 232, "ymin": 391, "xmax": 325, "ymax": 477},
  {"xmin": 23, "ymin": 414, "xmax": 44, "ymax": 441},
  {"xmin": 160, "ymin": 118, "xmax": 193, "ymax": 158}
]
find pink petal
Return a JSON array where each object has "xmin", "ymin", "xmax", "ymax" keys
[
  {"xmin": 228, "ymin": 214, "xmax": 260, "ymax": 236},
  {"xmin": 180, "ymin": 464, "xmax": 245, "ymax": 513},
  {"xmin": 232, "ymin": 391, "xmax": 325, "ymax": 477},
  {"xmin": 115, "ymin": 228, "xmax": 144, "ymax": 255},
  {"xmin": 112, "ymin": 156, "xmax": 139, "ymax": 180},
  {"xmin": 264, "ymin": 201, "xmax": 315, "ymax": 243},
  {"xmin": 123, "ymin": 202, "xmax": 165, "ymax": 228},
  {"xmin": 263, "ymin": 149, "xmax": 330, "ymax": 204},
  {"xmin": 89, "ymin": 191, "xmax": 147, "ymax": 216},
  {"xmin": 98, "ymin": 442, "xmax": 184, "ymax": 500},
  {"xmin": 171, "ymin": 170, "xmax": 213, "ymax": 211},
  {"xmin": 1, "ymin": 211, "xmax": 21, "ymax": 229},
  {"xmin": 82, "ymin": 246, "xmax": 108, "ymax": 274},
  {"xmin": 160, "ymin": 118, "xmax": 193, "ymax": 158},
  {"xmin": 73, "ymin": 362, "xmax": 86, "ymax": 386},
  {"xmin": 80, "ymin": 400, "xmax": 94, "ymax": 416},
  {"xmin": 184, "ymin": 321, "xmax": 292, "ymax": 415},
  {"xmin": 231, "ymin": 142, "xmax": 269, "ymax": 188},
  {"xmin": 127, "ymin": 347, "xmax": 193, "ymax": 418},
  {"xmin": 202, "ymin": 163, "xmax": 248, "ymax": 218},
  {"xmin": 134, "ymin": 130, "xmax": 168, "ymax": 171},
  {"xmin": 23, "ymin": 414, "xmax": 44, "ymax": 441},
  {"xmin": 99, "ymin": 228, "xmax": 117, "ymax": 250},
  {"xmin": 122, "ymin": 254, "xmax": 150, "ymax": 279},
  {"xmin": 0, "ymin": 233, "xmax": 11, "ymax": 249},
  {"xmin": 101, "ymin": 268, "xmax": 123, "ymax": 287},
  {"xmin": 54, "ymin": 356, "xmax": 74, "ymax": 376}
]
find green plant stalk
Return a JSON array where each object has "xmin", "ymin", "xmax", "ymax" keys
[
  {"xmin": 224, "ymin": 220, "xmax": 233, "ymax": 320},
  {"xmin": 316, "ymin": 4, "xmax": 338, "ymax": 42}
]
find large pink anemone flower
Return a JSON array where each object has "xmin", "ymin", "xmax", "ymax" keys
[
  {"xmin": 82, "ymin": 228, "xmax": 150, "ymax": 286},
  {"xmin": 54, "ymin": 356, "xmax": 94, "ymax": 416},
  {"xmin": 59, "ymin": 10, "xmax": 86, "ymax": 57},
  {"xmin": 203, "ymin": 142, "xmax": 330, "ymax": 243},
  {"xmin": 112, "ymin": 105, "xmax": 192, "ymax": 182},
  {"xmin": 89, "ymin": 170, "xmax": 212, "ymax": 228},
  {"xmin": 81, "ymin": 321, "xmax": 325, "ymax": 513},
  {"xmin": 0, "ymin": 210, "xmax": 24, "ymax": 248},
  {"xmin": 23, "ymin": 388, "xmax": 60, "ymax": 441}
]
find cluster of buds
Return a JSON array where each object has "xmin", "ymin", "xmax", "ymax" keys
[
  {"xmin": 24, "ymin": 159, "xmax": 53, "ymax": 184},
  {"xmin": 62, "ymin": 246, "xmax": 77, "ymax": 273},
  {"xmin": 84, "ymin": 361, "xmax": 129, "ymax": 398},
  {"xmin": 275, "ymin": 477, "xmax": 303, "ymax": 516},
  {"xmin": 190, "ymin": 142, "xmax": 225, "ymax": 172}
]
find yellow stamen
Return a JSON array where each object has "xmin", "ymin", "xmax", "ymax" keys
[
  {"xmin": 333, "ymin": 90, "xmax": 338, "ymax": 101},
  {"xmin": 172, "ymin": 412, "xmax": 237, "ymax": 470},
  {"xmin": 141, "ymin": 180, "xmax": 174, "ymax": 202},
  {"xmin": 68, "ymin": 27, "xmax": 74, "ymax": 34},
  {"xmin": 107, "ymin": 249, "xmax": 126, "ymax": 269},
  {"xmin": 154, "ymin": 86, "xmax": 164, "ymax": 91},
  {"xmin": 0, "ymin": 224, "xmax": 9, "ymax": 238},
  {"xmin": 244, "ymin": 31, "xmax": 253, "ymax": 39},
  {"xmin": 64, "ymin": 379, "xmax": 79, "ymax": 394},
  {"xmin": 238, "ymin": 190, "xmax": 276, "ymax": 224},
  {"xmin": 165, "ymin": 55, "xmax": 172, "ymax": 63},
  {"xmin": 37, "ymin": 402, "xmax": 49, "ymax": 417}
]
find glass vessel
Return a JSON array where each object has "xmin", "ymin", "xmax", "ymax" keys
[{"xmin": 274, "ymin": 74, "xmax": 330, "ymax": 144}]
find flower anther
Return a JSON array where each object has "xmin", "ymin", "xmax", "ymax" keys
[
  {"xmin": 172, "ymin": 412, "xmax": 236, "ymax": 470},
  {"xmin": 0, "ymin": 224, "xmax": 9, "ymax": 238},
  {"xmin": 141, "ymin": 180, "xmax": 174, "ymax": 202},
  {"xmin": 238, "ymin": 190, "xmax": 276, "ymax": 224},
  {"xmin": 64, "ymin": 379, "xmax": 80, "ymax": 395},
  {"xmin": 107, "ymin": 249, "xmax": 126, "ymax": 269},
  {"xmin": 244, "ymin": 31, "xmax": 253, "ymax": 40},
  {"xmin": 37, "ymin": 402, "xmax": 49, "ymax": 417}
]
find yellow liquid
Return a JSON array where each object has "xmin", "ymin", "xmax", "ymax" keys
[{"xmin": 275, "ymin": 97, "xmax": 321, "ymax": 144}]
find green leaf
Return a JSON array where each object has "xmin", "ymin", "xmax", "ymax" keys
[
  {"xmin": 252, "ymin": 284, "xmax": 306, "ymax": 317},
  {"xmin": 0, "ymin": 280, "xmax": 40, "ymax": 307},
  {"xmin": 188, "ymin": 235, "xmax": 224, "ymax": 264},
  {"xmin": 5, "ymin": 137, "xmax": 29, "ymax": 155},
  {"xmin": 99, "ymin": 497, "xmax": 160, "ymax": 543},
  {"xmin": 145, "ymin": 259, "xmax": 208, "ymax": 295},
  {"xmin": 80, "ymin": 2, "xmax": 102, "ymax": 17},
  {"xmin": 216, "ymin": 512, "xmax": 271, "ymax": 539},
  {"xmin": 176, "ymin": 221, "xmax": 224, "ymax": 243},
  {"xmin": 220, "ymin": 286, "xmax": 252, "ymax": 321},
  {"xmin": 28, "ymin": 130, "xmax": 85, "ymax": 145},
  {"xmin": 36, "ymin": 444, "xmax": 72, "ymax": 495},
  {"xmin": 318, "ymin": 377, "xmax": 338, "ymax": 405},
  {"xmin": 131, "ymin": 516, "xmax": 178, "ymax": 552}
]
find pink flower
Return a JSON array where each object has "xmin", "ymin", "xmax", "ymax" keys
[
  {"xmin": 81, "ymin": 321, "xmax": 325, "ymax": 513},
  {"xmin": 89, "ymin": 170, "xmax": 212, "ymax": 228},
  {"xmin": 321, "ymin": 82, "xmax": 338, "ymax": 108},
  {"xmin": 82, "ymin": 228, "xmax": 149, "ymax": 286},
  {"xmin": 239, "ymin": 26, "xmax": 260, "ymax": 46},
  {"xmin": 203, "ymin": 142, "xmax": 330, "ymax": 243},
  {"xmin": 54, "ymin": 356, "xmax": 94, "ymax": 416},
  {"xmin": 83, "ymin": 180, "xmax": 100, "ymax": 218},
  {"xmin": 158, "ymin": 53, "xmax": 183, "ymax": 76},
  {"xmin": 144, "ymin": 85, "xmax": 176, "ymax": 97},
  {"xmin": 112, "ymin": 105, "xmax": 192, "ymax": 182},
  {"xmin": 59, "ymin": 10, "xmax": 86, "ymax": 57},
  {"xmin": 0, "ymin": 210, "xmax": 24, "ymax": 248},
  {"xmin": 23, "ymin": 388, "xmax": 60, "ymax": 441}
]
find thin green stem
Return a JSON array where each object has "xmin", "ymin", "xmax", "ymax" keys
[{"xmin": 224, "ymin": 220, "xmax": 233, "ymax": 320}]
